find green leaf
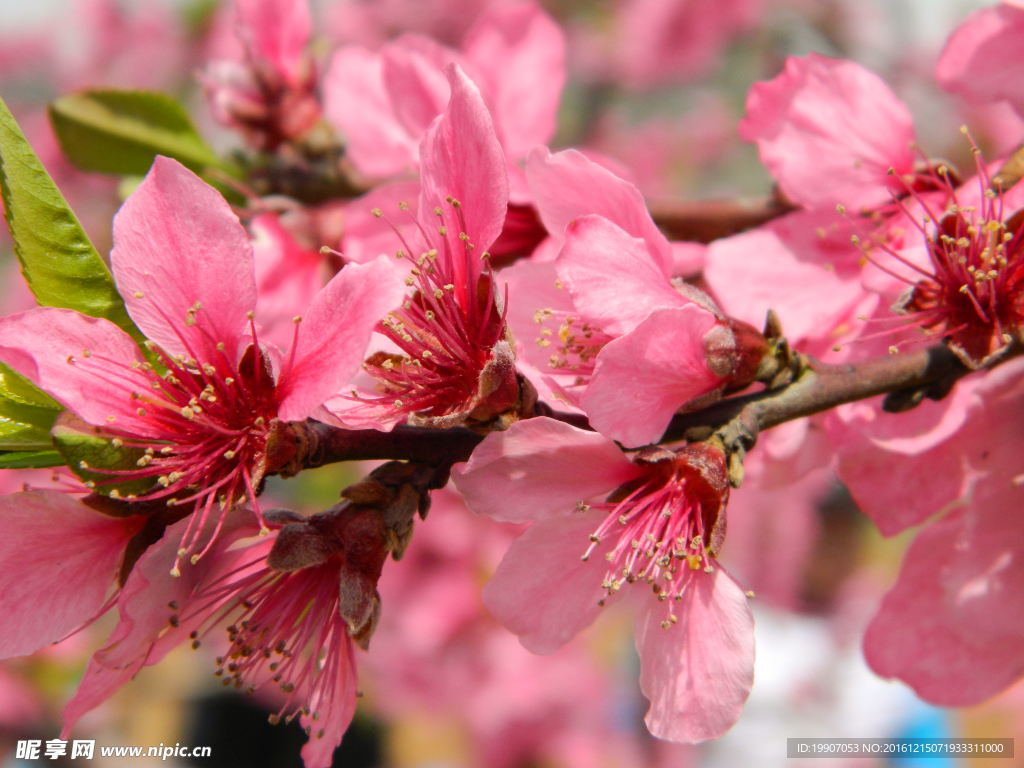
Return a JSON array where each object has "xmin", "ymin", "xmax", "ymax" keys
[
  {"xmin": 0, "ymin": 402, "xmax": 59, "ymax": 450},
  {"xmin": 0, "ymin": 93, "xmax": 144, "ymax": 341},
  {"xmin": 0, "ymin": 450, "xmax": 65, "ymax": 469},
  {"xmin": 48, "ymin": 89, "xmax": 234, "ymax": 177},
  {"xmin": 0, "ymin": 351, "xmax": 64, "ymax": 451},
  {"xmin": 52, "ymin": 412, "xmax": 154, "ymax": 497},
  {"xmin": 0, "ymin": 360, "xmax": 61, "ymax": 410}
]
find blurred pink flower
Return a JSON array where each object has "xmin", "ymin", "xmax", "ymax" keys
[
  {"xmin": 585, "ymin": 96, "xmax": 734, "ymax": 199},
  {"xmin": 250, "ymin": 211, "xmax": 325, "ymax": 350},
  {"xmin": 60, "ymin": 0, "xmax": 188, "ymax": 92},
  {"xmin": 936, "ymin": 2, "xmax": 1024, "ymax": 119},
  {"xmin": 452, "ymin": 417, "xmax": 755, "ymax": 743},
  {"xmin": 202, "ymin": 0, "xmax": 321, "ymax": 150},
  {"xmin": 613, "ymin": 0, "xmax": 761, "ymax": 88},
  {"xmin": 323, "ymin": 0, "xmax": 564, "ymax": 200},
  {"xmin": 719, "ymin": 461, "xmax": 833, "ymax": 612},
  {"xmin": 326, "ymin": 0, "xmax": 492, "ymax": 49},
  {"xmin": 0, "ymin": 664, "xmax": 44, "ymax": 732}
]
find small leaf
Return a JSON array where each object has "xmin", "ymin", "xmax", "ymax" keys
[
  {"xmin": 52, "ymin": 412, "xmax": 154, "ymax": 497},
  {"xmin": 0, "ymin": 450, "xmax": 65, "ymax": 469},
  {"xmin": 0, "ymin": 352, "xmax": 63, "ymax": 450},
  {"xmin": 0, "ymin": 360, "xmax": 61, "ymax": 410},
  {"xmin": 0, "ymin": 94, "xmax": 144, "ymax": 341},
  {"xmin": 48, "ymin": 89, "xmax": 235, "ymax": 177},
  {"xmin": 0, "ymin": 400, "xmax": 60, "ymax": 450}
]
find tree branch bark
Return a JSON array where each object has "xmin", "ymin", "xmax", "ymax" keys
[
  {"xmin": 647, "ymin": 195, "xmax": 795, "ymax": 243},
  {"xmin": 289, "ymin": 343, "xmax": 994, "ymax": 473}
]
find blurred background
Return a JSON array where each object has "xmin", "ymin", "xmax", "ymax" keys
[{"xmin": 0, "ymin": 0, "xmax": 1022, "ymax": 766}]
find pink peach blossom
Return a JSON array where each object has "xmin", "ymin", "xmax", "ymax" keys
[
  {"xmin": 366, "ymin": 488, "xmax": 639, "ymax": 768},
  {"xmin": 326, "ymin": 65, "xmax": 517, "ymax": 430},
  {"xmin": 451, "ymin": 417, "xmax": 756, "ymax": 743},
  {"xmin": 0, "ymin": 157, "xmax": 404, "ymax": 572},
  {"xmin": 521, "ymin": 146, "xmax": 758, "ymax": 447},
  {"xmin": 740, "ymin": 53, "xmax": 917, "ymax": 212},
  {"xmin": 704, "ymin": 209, "xmax": 877, "ymax": 362}
]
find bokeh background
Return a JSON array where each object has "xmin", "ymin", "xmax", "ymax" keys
[{"xmin": 0, "ymin": 0, "xmax": 1022, "ymax": 766}]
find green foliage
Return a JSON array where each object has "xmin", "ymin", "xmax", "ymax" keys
[
  {"xmin": 0, "ymin": 450, "xmax": 65, "ymax": 469},
  {"xmin": 0, "ymin": 93, "xmax": 143, "ymax": 340},
  {"xmin": 52, "ymin": 412, "xmax": 154, "ymax": 497},
  {"xmin": 0, "ymin": 362, "xmax": 62, "ymax": 451},
  {"xmin": 48, "ymin": 89, "xmax": 234, "ymax": 176}
]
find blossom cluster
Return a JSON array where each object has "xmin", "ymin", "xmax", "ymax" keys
[{"xmin": 1, "ymin": 0, "xmax": 1024, "ymax": 765}]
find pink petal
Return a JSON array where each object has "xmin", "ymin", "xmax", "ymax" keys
[
  {"xmin": 419, "ymin": 64, "xmax": 509, "ymax": 274},
  {"xmin": 556, "ymin": 214, "xmax": 684, "ymax": 337},
  {"xmin": 864, "ymin": 495, "xmax": 1024, "ymax": 706},
  {"xmin": 829, "ymin": 380, "xmax": 982, "ymax": 536},
  {"xmin": 720, "ymin": 463, "xmax": 832, "ymax": 611},
  {"xmin": 635, "ymin": 568, "xmax": 755, "ymax": 742},
  {"xmin": 498, "ymin": 260, "xmax": 575, "ymax": 371},
  {"xmin": 936, "ymin": 4, "xmax": 1024, "ymax": 118},
  {"xmin": 739, "ymin": 53, "xmax": 916, "ymax": 211},
  {"xmin": 61, "ymin": 657, "xmax": 142, "ymax": 738},
  {"xmin": 704, "ymin": 226, "xmax": 870, "ymax": 350},
  {"xmin": 299, "ymin": 635, "xmax": 358, "ymax": 768},
  {"xmin": 323, "ymin": 47, "xmax": 420, "ymax": 177},
  {"xmin": 382, "ymin": 35, "xmax": 462, "ymax": 139},
  {"xmin": 84, "ymin": 511, "xmax": 266, "ymax": 687},
  {"xmin": 235, "ymin": 0, "xmax": 310, "ymax": 85},
  {"xmin": 0, "ymin": 307, "xmax": 158, "ymax": 432},
  {"xmin": 463, "ymin": 0, "xmax": 566, "ymax": 160},
  {"xmin": 0, "ymin": 491, "xmax": 141, "ymax": 659},
  {"xmin": 250, "ymin": 212, "xmax": 323, "ymax": 351},
  {"xmin": 451, "ymin": 416, "xmax": 640, "ymax": 524},
  {"xmin": 111, "ymin": 157, "xmax": 257, "ymax": 362},
  {"xmin": 526, "ymin": 146, "xmax": 673, "ymax": 275},
  {"xmin": 276, "ymin": 255, "xmax": 407, "ymax": 422},
  {"xmin": 671, "ymin": 241, "xmax": 707, "ymax": 278},
  {"xmin": 581, "ymin": 304, "xmax": 722, "ymax": 448},
  {"xmin": 481, "ymin": 512, "xmax": 618, "ymax": 654}
]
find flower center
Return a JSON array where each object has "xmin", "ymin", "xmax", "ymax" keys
[
  {"xmin": 534, "ymin": 309, "xmax": 611, "ymax": 382},
  {"xmin": 858, "ymin": 140, "xmax": 1024, "ymax": 366},
  {"xmin": 581, "ymin": 449, "xmax": 728, "ymax": 629},
  {"xmin": 190, "ymin": 559, "xmax": 352, "ymax": 739},
  {"xmin": 69, "ymin": 308, "xmax": 279, "ymax": 570},
  {"xmin": 357, "ymin": 197, "xmax": 508, "ymax": 420}
]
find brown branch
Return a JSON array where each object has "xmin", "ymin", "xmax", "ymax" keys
[
  {"xmin": 647, "ymin": 195, "xmax": 795, "ymax": 243},
  {"xmin": 290, "ymin": 344, "xmax": 984, "ymax": 479},
  {"xmin": 661, "ymin": 344, "xmax": 970, "ymax": 446},
  {"xmin": 296, "ymin": 422, "xmax": 484, "ymax": 469}
]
